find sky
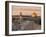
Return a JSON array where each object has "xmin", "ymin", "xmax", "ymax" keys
[{"xmin": 12, "ymin": 5, "xmax": 41, "ymax": 16}]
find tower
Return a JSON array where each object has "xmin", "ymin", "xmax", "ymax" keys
[
  {"xmin": 20, "ymin": 12, "xmax": 22, "ymax": 16},
  {"xmin": 19, "ymin": 12, "xmax": 23, "ymax": 24}
]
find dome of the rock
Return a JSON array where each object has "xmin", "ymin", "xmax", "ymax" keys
[{"xmin": 32, "ymin": 12, "xmax": 37, "ymax": 17}]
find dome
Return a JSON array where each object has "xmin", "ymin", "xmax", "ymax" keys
[{"xmin": 32, "ymin": 12, "xmax": 37, "ymax": 17}]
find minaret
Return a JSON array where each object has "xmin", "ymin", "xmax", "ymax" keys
[
  {"xmin": 19, "ymin": 12, "xmax": 22, "ymax": 24},
  {"xmin": 20, "ymin": 12, "xmax": 22, "ymax": 16},
  {"xmin": 19, "ymin": 12, "xmax": 24, "ymax": 30}
]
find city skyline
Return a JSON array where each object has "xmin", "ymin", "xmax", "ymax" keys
[{"xmin": 12, "ymin": 5, "xmax": 41, "ymax": 16}]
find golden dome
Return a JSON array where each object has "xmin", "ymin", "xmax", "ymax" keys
[{"xmin": 32, "ymin": 12, "xmax": 37, "ymax": 17}]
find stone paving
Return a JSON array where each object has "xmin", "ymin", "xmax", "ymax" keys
[{"xmin": 12, "ymin": 20, "xmax": 41, "ymax": 31}]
